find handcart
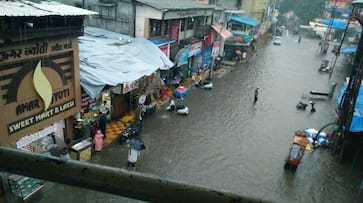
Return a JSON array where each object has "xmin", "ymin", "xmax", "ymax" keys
[{"xmin": 284, "ymin": 131, "xmax": 310, "ymax": 172}]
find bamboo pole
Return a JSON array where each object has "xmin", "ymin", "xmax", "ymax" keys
[{"xmin": 0, "ymin": 147, "xmax": 266, "ymax": 203}]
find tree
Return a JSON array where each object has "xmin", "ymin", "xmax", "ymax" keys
[{"xmin": 278, "ymin": 0, "xmax": 325, "ymax": 24}]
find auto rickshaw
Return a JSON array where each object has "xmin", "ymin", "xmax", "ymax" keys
[{"xmin": 284, "ymin": 131, "xmax": 309, "ymax": 172}]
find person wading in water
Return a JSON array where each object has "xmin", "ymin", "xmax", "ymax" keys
[{"xmin": 253, "ymin": 87, "xmax": 259, "ymax": 105}]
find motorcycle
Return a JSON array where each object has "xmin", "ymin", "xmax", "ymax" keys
[
  {"xmin": 318, "ymin": 58, "xmax": 330, "ymax": 72},
  {"xmin": 296, "ymin": 101, "xmax": 308, "ymax": 110},
  {"xmin": 119, "ymin": 123, "xmax": 143, "ymax": 144},
  {"xmin": 194, "ymin": 79, "xmax": 213, "ymax": 90},
  {"xmin": 166, "ymin": 99, "xmax": 189, "ymax": 115}
]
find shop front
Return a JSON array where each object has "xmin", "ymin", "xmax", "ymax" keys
[
  {"xmin": 189, "ymin": 40, "xmax": 203, "ymax": 76},
  {"xmin": 173, "ymin": 46, "xmax": 190, "ymax": 81},
  {"xmin": 224, "ymin": 38, "xmax": 254, "ymax": 61},
  {"xmin": 111, "ymin": 80, "xmax": 139, "ymax": 119}
]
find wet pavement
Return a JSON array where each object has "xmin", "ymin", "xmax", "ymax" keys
[{"xmin": 4, "ymin": 32, "xmax": 363, "ymax": 203}]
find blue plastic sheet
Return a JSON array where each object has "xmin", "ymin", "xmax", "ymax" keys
[
  {"xmin": 322, "ymin": 19, "xmax": 346, "ymax": 29},
  {"xmin": 341, "ymin": 45, "xmax": 357, "ymax": 55},
  {"xmin": 337, "ymin": 83, "xmax": 363, "ymax": 132}
]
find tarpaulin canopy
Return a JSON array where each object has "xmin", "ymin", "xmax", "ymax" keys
[
  {"xmin": 337, "ymin": 83, "xmax": 363, "ymax": 132},
  {"xmin": 229, "ymin": 16, "xmax": 260, "ymax": 27},
  {"xmin": 322, "ymin": 19, "xmax": 346, "ymax": 30},
  {"xmin": 79, "ymin": 26, "xmax": 174, "ymax": 98},
  {"xmin": 341, "ymin": 45, "xmax": 357, "ymax": 55},
  {"xmin": 211, "ymin": 23, "xmax": 233, "ymax": 39}
]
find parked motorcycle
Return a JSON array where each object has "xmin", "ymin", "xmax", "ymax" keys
[
  {"xmin": 319, "ymin": 58, "xmax": 330, "ymax": 72},
  {"xmin": 296, "ymin": 101, "xmax": 308, "ymax": 110},
  {"xmin": 119, "ymin": 123, "xmax": 143, "ymax": 144},
  {"xmin": 166, "ymin": 99, "xmax": 189, "ymax": 115},
  {"xmin": 142, "ymin": 102, "xmax": 156, "ymax": 115},
  {"xmin": 194, "ymin": 79, "xmax": 213, "ymax": 90}
]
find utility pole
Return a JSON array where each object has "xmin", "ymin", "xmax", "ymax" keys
[{"xmin": 329, "ymin": 7, "xmax": 355, "ymax": 78}]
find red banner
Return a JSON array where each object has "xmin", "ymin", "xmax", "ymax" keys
[{"xmin": 169, "ymin": 20, "xmax": 181, "ymax": 42}]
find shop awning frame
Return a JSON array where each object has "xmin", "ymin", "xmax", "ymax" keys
[{"xmin": 211, "ymin": 24, "xmax": 233, "ymax": 39}]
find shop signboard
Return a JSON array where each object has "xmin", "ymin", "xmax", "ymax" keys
[
  {"xmin": 163, "ymin": 9, "xmax": 213, "ymax": 20},
  {"xmin": 16, "ymin": 125, "xmax": 56, "ymax": 148},
  {"xmin": 81, "ymin": 90, "xmax": 96, "ymax": 109},
  {"xmin": 122, "ymin": 80, "xmax": 138, "ymax": 94},
  {"xmin": 169, "ymin": 20, "xmax": 181, "ymax": 43},
  {"xmin": 189, "ymin": 41, "xmax": 203, "ymax": 57},
  {"xmin": 0, "ymin": 38, "xmax": 82, "ymax": 144},
  {"xmin": 211, "ymin": 41, "xmax": 221, "ymax": 57},
  {"xmin": 159, "ymin": 44, "xmax": 170, "ymax": 58}
]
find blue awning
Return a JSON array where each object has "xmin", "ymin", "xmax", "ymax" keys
[
  {"xmin": 174, "ymin": 47, "xmax": 190, "ymax": 67},
  {"xmin": 341, "ymin": 45, "xmax": 357, "ymax": 55},
  {"xmin": 321, "ymin": 19, "xmax": 346, "ymax": 30},
  {"xmin": 229, "ymin": 16, "xmax": 260, "ymax": 27}
]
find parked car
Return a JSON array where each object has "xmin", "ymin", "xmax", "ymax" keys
[{"xmin": 273, "ymin": 36, "xmax": 282, "ymax": 45}]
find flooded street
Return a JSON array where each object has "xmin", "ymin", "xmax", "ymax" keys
[
  {"xmin": 140, "ymin": 34, "xmax": 361, "ymax": 202},
  {"xmin": 38, "ymin": 33, "xmax": 362, "ymax": 203}
]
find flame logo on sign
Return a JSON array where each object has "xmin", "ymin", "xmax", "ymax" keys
[{"xmin": 33, "ymin": 60, "xmax": 52, "ymax": 110}]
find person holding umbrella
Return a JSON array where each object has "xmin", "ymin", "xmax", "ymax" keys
[{"xmin": 127, "ymin": 138, "xmax": 145, "ymax": 170}]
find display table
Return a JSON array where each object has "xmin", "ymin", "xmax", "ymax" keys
[
  {"xmin": 69, "ymin": 138, "xmax": 92, "ymax": 161},
  {"xmin": 8, "ymin": 175, "xmax": 44, "ymax": 201}
]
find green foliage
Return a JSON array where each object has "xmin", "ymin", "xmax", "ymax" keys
[{"xmin": 278, "ymin": 0, "xmax": 325, "ymax": 24}]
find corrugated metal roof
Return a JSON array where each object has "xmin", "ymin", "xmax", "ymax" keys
[
  {"xmin": 136, "ymin": 0, "xmax": 215, "ymax": 10},
  {"xmin": 0, "ymin": 0, "xmax": 97, "ymax": 17}
]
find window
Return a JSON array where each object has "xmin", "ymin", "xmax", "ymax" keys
[
  {"xmin": 90, "ymin": 4, "xmax": 116, "ymax": 19},
  {"xmin": 181, "ymin": 20, "xmax": 185, "ymax": 31},
  {"xmin": 236, "ymin": 0, "xmax": 242, "ymax": 9},
  {"xmin": 148, "ymin": 19, "xmax": 169, "ymax": 37},
  {"xmin": 187, "ymin": 18, "xmax": 194, "ymax": 30},
  {"xmin": 149, "ymin": 19, "xmax": 162, "ymax": 37}
]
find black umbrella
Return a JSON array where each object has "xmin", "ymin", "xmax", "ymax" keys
[{"xmin": 129, "ymin": 138, "xmax": 145, "ymax": 151}]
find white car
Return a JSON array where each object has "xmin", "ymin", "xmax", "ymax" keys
[{"xmin": 273, "ymin": 36, "xmax": 282, "ymax": 45}]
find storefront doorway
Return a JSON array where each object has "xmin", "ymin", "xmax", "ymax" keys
[{"xmin": 111, "ymin": 94, "xmax": 127, "ymax": 120}]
